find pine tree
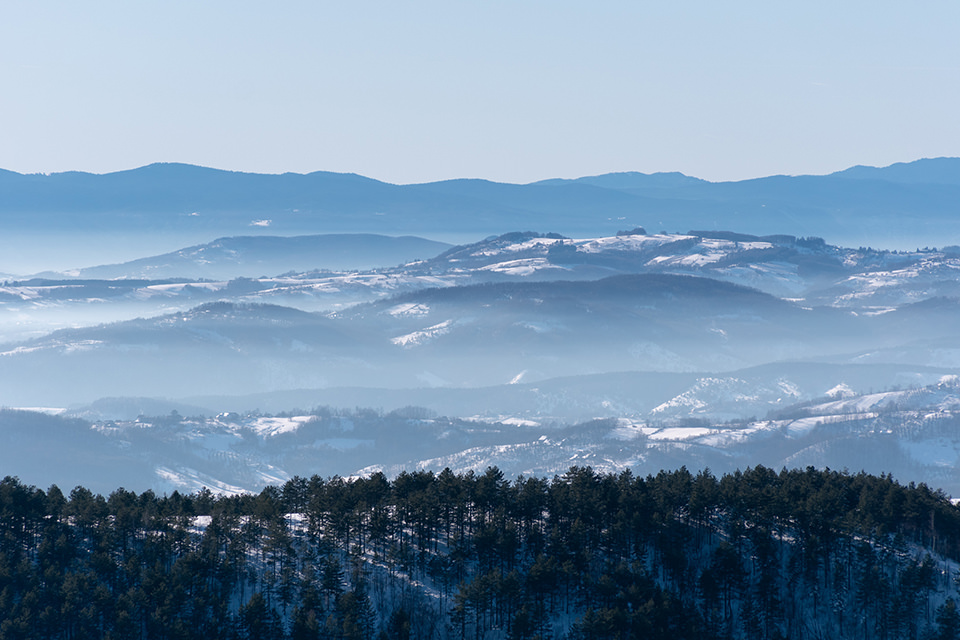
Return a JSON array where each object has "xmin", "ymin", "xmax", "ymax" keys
[{"xmin": 937, "ymin": 598, "xmax": 960, "ymax": 640}]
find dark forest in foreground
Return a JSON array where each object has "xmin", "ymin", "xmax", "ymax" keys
[{"xmin": 3, "ymin": 466, "xmax": 960, "ymax": 639}]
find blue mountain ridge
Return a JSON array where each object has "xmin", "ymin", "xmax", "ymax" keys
[{"xmin": 2, "ymin": 158, "xmax": 959, "ymax": 246}]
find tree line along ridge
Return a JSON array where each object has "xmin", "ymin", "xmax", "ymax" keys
[{"xmin": 3, "ymin": 465, "xmax": 960, "ymax": 639}]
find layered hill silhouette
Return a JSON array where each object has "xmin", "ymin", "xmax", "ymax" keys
[
  {"xmin": 73, "ymin": 233, "xmax": 451, "ymax": 279},
  {"xmin": 2, "ymin": 271, "xmax": 955, "ymax": 407},
  {"xmin": 3, "ymin": 158, "xmax": 960, "ymax": 245}
]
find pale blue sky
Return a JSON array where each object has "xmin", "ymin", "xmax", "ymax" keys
[{"xmin": 1, "ymin": 1, "xmax": 958, "ymax": 184}]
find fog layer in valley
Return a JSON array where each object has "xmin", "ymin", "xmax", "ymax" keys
[
  {"xmin": 3, "ymin": 227, "xmax": 960, "ymax": 496},
  {"xmin": 3, "ymin": 159, "xmax": 960, "ymax": 496}
]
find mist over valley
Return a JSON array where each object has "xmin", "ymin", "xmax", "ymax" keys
[
  {"xmin": 0, "ymin": 159, "xmax": 960, "ymax": 640},
  {"xmin": 7, "ymin": 6, "xmax": 960, "ymax": 636},
  {"xmin": 4, "ymin": 160, "xmax": 960, "ymax": 500}
]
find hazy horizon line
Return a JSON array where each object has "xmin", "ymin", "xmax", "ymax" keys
[{"xmin": 4, "ymin": 155, "xmax": 956, "ymax": 187}]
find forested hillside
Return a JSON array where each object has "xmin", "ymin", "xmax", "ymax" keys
[{"xmin": 3, "ymin": 467, "xmax": 960, "ymax": 639}]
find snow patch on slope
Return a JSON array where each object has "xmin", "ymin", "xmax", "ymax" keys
[
  {"xmin": 391, "ymin": 320, "xmax": 454, "ymax": 347},
  {"xmin": 387, "ymin": 302, "xmax": 430, "ymax": 317},
  {"xmin": 248, "ymin": 415, "xmax": 315, "ymax": 437},
  {"xmin": 155, "ymin": 466, "xmax": 248, "ymax": 496},
  {"xmin": 825, "ymin": 383, "xmax": 856, "ymax": 399}
]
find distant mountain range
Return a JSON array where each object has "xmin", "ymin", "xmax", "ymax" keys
[
  {"xmin": 3, "ymin": 158, "xmax": 960, "ymax": 247},
  {"xmin": 69, "ymin": 233, "xmax": 451, "ymax": 280},
  {"xmin": 5, "ymin": 161, "xmax": 960, "ymax": 501},
  {"xmin": 2, "ymin": 226, "xmax": 960, "ymax": 502},
  {"xmin": 5, "ymin": 229, "xmax": 960, "ymax": 394},
  {"xmin": 1, "ymin": 262, "xmax": 958, "ymax": 407},
  {"xmin": 4, "ymin": 367, "xmax": 960, "ymax": 496},
  {"xmin": 4, "ymin": 228, "xmax": 958, "ymax": 338}
]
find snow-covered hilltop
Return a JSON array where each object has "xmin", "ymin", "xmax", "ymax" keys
[
  {"xmin": 5, "ymin": 230, "xmax": 957, "ymax": 314},
  {"xmin": 4, "ymin": 227, "xmax": 960, "ymax": 497},
  {"xmin": 5, "ymin": 373, "xmax": 960, "ymax": 496}
]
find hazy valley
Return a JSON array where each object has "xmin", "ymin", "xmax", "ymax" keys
[
  {"xmin": 3, "ymin": 160, "xmax": 960, "ymax": 499},
  {"xmin": 5, "ymin": 160, "xmax": 960, "ymax": 639}
]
